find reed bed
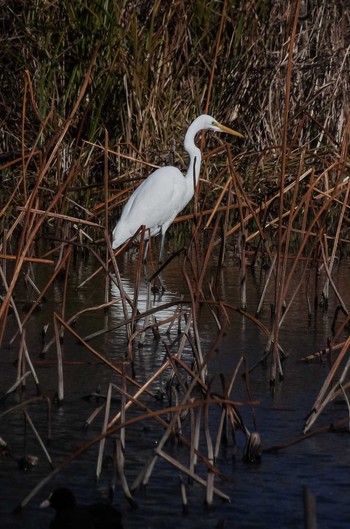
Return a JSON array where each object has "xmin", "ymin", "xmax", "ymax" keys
[{"xmin": 0, "ymin": 0, "xmax": 350, "ymax": 522}]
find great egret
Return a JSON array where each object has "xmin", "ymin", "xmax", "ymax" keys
[{"xmin": 112, "ymin": 114, "xmax": 243, "ymax": 264}]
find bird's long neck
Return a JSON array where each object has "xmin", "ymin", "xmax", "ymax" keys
[{"xmin": 183, "ymin": 124, "xmax": 202, "ymax": 205}]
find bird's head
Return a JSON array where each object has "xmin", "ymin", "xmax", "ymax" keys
[
  {"xmin": 186, "ymin": 114, "xmax": 243, "ymax": 141},
  {"xmin": 205, "ymin": 114, "xmax": 243, "ymax": 138}
]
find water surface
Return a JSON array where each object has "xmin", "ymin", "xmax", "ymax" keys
[{"xmin": 1, "ymin": 253, "xmax": 349, "ymax": 528}]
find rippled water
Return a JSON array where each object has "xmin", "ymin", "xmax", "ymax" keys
[{"xmin": 1, "ymin": 252, "xmax": 350, "ymax": 528}]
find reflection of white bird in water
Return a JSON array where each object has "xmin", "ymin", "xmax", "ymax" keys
[{"xmin": 112, "ymin": 114, "xmax": 243, "ymax": 264}]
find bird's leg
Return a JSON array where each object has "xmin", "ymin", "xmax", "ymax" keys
[
  {"xmin": 143, "ymin": 240, "xmax": 149, "ymax": 264},
  {"xmin": 157, "ymin": 233, "xmax": 166, "ymax": 294},
  {"xmin": 158, "ymin": 233, "xmax": 166, "ymax": 268},
  {"xmin": 143, "ymin": 240, "xmax": 149, "ymax": 276}
]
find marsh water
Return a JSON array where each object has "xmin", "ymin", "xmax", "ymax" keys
[{"xmin": 1, "ymin": 251, "xmax": 350, "ymax": 529}]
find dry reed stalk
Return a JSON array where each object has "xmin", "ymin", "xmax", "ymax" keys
[
  {"xmin": 155, "ymin": 447, "xmax": 230, "ymax": 502},
  {"xmin": 204, "ymin": 399, "xmax": 214, "ymax": 505},
  {"xmin": 179, "ymin": 475, "xmax": 188, "ymax": 513},
  {"xmin": 17, "ymin": 207, "xmax": 102, "ymax": 228},
  {"xmin": 105, "ymin": 232, "xmax": 132, "ymax": 341},
  {"xmin": 303, "ymin": 485, "xmax": 317, "ymax": 529},
  {"xmin": 134, "ymin": 353, "xmax": 218, "ymax": 488},
  {"xmin": 214, "ymin": 357, "xmax": 247, "ymax": 459},
  {"xmin": 255, "ymin": 254, "xmax": 277, "ymax": 316},
  {"xmin": 279, "ymin": 172, "xmax": 347, "ymax": 306},
  {"xmin": 116, "ymin": 364, "xmax": 134, "ymax": 502},
  {"xmin": 319, "ymin": 238, "xmax": 348, "ymax": 315},
  {"xmin": 96, "ymin": 383, "xmax": 113, "ymax": 480},
  {"xmin": 226, "ymin": 166, "xmax": 313, "ymax": 241},
  {"xmin": 53, "ymin": 314, "xmax": 64, "ymax": 403},
  {"xmin": 54, "ymin": 313, "xmax": 157, "ymax": 403},
  {"xmin": 189, "ymin": 406, "xmax": 198, "ymax": 475},
  {"xmin": 271, "ymin": 0, "xmax": 302, "ymax": 384},
  {"xmin": 82, "ymin": 298, "xmax": 185, "ymax": 344},
  {"xmin": 181, "ymin": 261, "xmax": 207, "ymax": 380},
  {"xmin": 0, "ymin": 254, "xmax": 54, "ymax": 264},
  {"xmin": 22, "ymin": 410, "xmax": 54, "ymax": 469},
  {"xmin": 250, "ymin": 160, "xmax": 345, "ymax": 348},
  {"xmin": 164, "ymin": 301, "xmax": 184, "ymax": 335},
  {"xmin": 9, "ymin": 247, "xmax": 72, "ymax": 347},
  {"xmin": 0, "ymin": 267, "xmax": 40, "ymax": 392},
  {"xmin": 204, "ymin": 0, "xmax": 226, "ymax": 114},
  {"xmin": 129, "ymin": 226, "xmax": 147, "ymax": 345},
  {"xmin": 60, "ymin": 247, "xmax": 72, "ymax": 340},
  {"xmin": 106, "ymin": 361, "xmax": 173, "ymax": 429},
  {"xmin": 126, "ymin": 309, "xmax": 188, "ymax": 359},
  {"xmin": 138, "ymin": 282, "xmax": 152, "ymax": 346},
  {"xmin": 17, "ymin": 397, "xmax": 243, "ymax": 510},
  {"xmin": 84, "ymin": 140, "xmax": 159, "ymax": 171},
  {"xmin": 104, "ymin": 129, "xmax": 110, "ymax": 305},
  {"xmin": 303, "ymin": 334, "xmax": 350, "ymax": 432},
  {"xmin": 277, "ymin": 249, "xmax": 316, "ymax": 330},
  {"xmin": 84, "ymin": 405, "xmax": 105, "ymax": 428},
  {"xmin": 321, "ymin": 115, "xmax": 350, "ymax": 302},
  {"xmin": 204, "ymin": 176, "xmax": 231, "ymax": 230},
  {"xmin": 163, "ymin": 345, "xmax": 187, "ymax": 395},
  {"xmin": 112, "ymin": 381, "xmax": 225, "ymax": 479},
  {"xmin": 17, "ymin": 332, "xmax": 26, "ymax": 392},
  {"xmin": 62, "ymin": 299, "xmax": 121, "ymax": 344},
  {"xmin": 0, "ymin": 371, "xmax": 31, "ymax": 402},
  {"xmin": 0, "ymin": 51, "xmax": 96, "ymax": 342},
  {"xmin": 239, "ymin": 232, "xmax": 247, "ymax": 310}
]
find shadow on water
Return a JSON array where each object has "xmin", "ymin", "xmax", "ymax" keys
[{"xmin": 1, "ymin": 253, "xmax": 350, "ymax": 528}]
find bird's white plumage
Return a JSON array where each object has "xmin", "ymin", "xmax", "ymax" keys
[
  {"xmin": 112, "ymin": 114, "xmax": 242, "ymax": 259},
  {"xmin": 112, "ymin": 166, "xmax": 186, "ymax": 248}
]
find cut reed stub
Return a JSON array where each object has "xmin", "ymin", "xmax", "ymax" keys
[{"xmin": 243, "ymin": 432, "xmax": 262, "ymax": 464}]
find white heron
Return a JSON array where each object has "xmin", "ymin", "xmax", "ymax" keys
[{"xmin": 112, "ymin": 114, "xmax": 243, "ymax": 264}]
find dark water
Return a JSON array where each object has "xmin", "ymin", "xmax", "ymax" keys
[{"xmin": 1, "ymin": 253, "xmax": 350, "ymax": 528}]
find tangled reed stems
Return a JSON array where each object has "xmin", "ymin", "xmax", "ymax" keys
[{"xmin": 0, "ymin": 0, "xmax": 350, "ymax": 520}]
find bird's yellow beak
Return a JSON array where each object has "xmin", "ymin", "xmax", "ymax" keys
[{"xmin": 214, "ymin": 121, "xmax": 244, "ymax": 138}]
